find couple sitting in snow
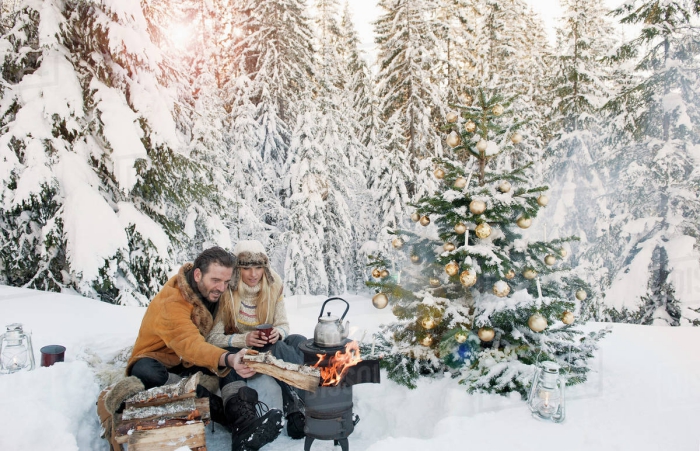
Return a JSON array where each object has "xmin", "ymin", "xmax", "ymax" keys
[{"xmin": 104, "ymin": 242, "xmax": 306, "ymax": 450}]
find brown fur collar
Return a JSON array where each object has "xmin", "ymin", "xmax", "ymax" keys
[{"xmin": 176, "ymin": 263, "xmax": 214, "ymax": 337}]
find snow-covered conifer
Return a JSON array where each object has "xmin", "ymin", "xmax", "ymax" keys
[{"xmin": 598, "ymin": 0, "xmax": 700, "ymax": 325}]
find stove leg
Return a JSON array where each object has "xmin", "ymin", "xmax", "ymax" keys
[
  {"xmin": 304, "ymin": 436, "xmax": 314, "ymax": 451},
  {"xmin": 334, "ymin": 438, "xmax": 349, "ymax": 451}
]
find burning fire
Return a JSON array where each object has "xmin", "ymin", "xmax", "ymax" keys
[{"xmin": 314, "ymin": 341, "xmax": 362, "ymax": 386}]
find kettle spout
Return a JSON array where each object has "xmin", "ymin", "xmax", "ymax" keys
[{"xmin": 341, "ymin": 321, "xmax": 350, "ymax": 339}]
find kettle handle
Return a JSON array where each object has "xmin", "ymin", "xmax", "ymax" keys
[{"xmin": 319, "ymin": 297, "xmax": 350, "ymax": 320}]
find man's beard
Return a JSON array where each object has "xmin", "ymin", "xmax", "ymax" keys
[{"xmin": 198, "ymin": 281, "xmax": 222, "ymax": 301}]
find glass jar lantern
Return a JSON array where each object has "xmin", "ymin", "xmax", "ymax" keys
[
  {"xmin": 0, "ymin": 323, "xmax": 35, "ymax": 374},
  {"xmin": 527, "ymin": 361, "xmax": 565, "ymax": 423}
]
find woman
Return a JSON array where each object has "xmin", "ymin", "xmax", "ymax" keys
[{"xmin": 208, "ymin": 240, "xmax": 307, "ymax": 447}]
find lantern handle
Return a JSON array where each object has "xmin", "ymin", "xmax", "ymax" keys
[
  {"xmin": 527, "ymin": 365, "xmax": 542, "ymax": 414},
  {"xmin": 552, "ymin": 378, "xmax": 566, "ymax": 423}
]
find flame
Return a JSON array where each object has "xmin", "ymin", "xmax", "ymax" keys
[{"xmin": 313, "ymin": 341, "xmax": 362, "ymax": 386}]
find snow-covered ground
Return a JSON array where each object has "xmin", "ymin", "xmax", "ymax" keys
[{"xmin": 1, "ymin": 284, "xmax": 699, "ymax": 451}]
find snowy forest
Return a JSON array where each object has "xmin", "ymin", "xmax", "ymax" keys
[{"xmin": 1, "ymin": 0, "xmax": 699, "ymax": 327}]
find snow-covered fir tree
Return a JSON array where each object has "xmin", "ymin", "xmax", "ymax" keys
[
  {"xmin": 540, "ymin": 0, "xmax": 618, "ymax": 317},
  {"xmin": 596, "ymin": 0, "xmax": 700, "ymax": 325},
  {"xmin": 284, "ymin": 104, "xmax": 332, "ymax": 295},
  {"xmin": 0, "ymin": 0, "xmax": 216, "ymax": 305},
  {"xmin": 375, "ymin": 0, "xmax": 446, "ymax": 174},
  {"xmin": 367, "ymin": 92, "xmax": 607, "ymax": 394},
  {"xmin": 337, "ymin": 2, "xmax": 376, "ymax": 293},
  {"xmin": 463, "ymin": 0, "xmax": 551, "ymax": 178},
  {"xmin": 227, "ymin": 0, "xmax": 316, "ymax": 264}
]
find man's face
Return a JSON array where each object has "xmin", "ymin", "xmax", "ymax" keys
[
  {"xmin": 194, "ymin": 263, "xmax": 233, "ymax": 302},
  {"xmin": 240, "ymin": 266, "xmax": 264, "ymax": 287}
]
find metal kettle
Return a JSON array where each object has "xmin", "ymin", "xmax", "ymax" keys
[{"xmin": 314, "ymin": 297, "xmax": 350, "ymax": 347}]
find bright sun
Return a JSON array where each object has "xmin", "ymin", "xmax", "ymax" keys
[{"xmin": 168, "ymin": 24, "xmax": 193, "ymax": 49}]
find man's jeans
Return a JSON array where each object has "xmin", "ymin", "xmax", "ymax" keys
[
  {"xmin": 130, "ymin": 357, "xmax": 215, "ymax": 389},
  {"xmin": 220, "ymin": 333, "xmax": 307, "ymax": 415}
]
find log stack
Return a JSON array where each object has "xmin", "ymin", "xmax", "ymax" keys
[{"xmin": 102, "ymin": 373, "xmax": 210, "ymax": 451}]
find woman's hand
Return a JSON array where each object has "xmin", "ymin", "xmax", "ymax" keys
[
  {"xmin": 266, "ymin": 327, "xmax": 280, "ymax": 344},
  {"xmin": 224, "ymin": 349, "xmax": 256, "ymax": 378},
  {"xmin": 245, "ymin": 331, "xmax": 268, "ymax": 348}
]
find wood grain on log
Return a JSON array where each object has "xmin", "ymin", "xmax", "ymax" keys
[
  {"xmin": 243, "ymin": 349, "xmax": 320, "ymax": 392},
  {"xmin": 115, "ymin": 397, "xmax": 210, "ymax": 443},
  {"xmin": 126, "ymin": 421, "xmax": 206, "ymax": 450}
]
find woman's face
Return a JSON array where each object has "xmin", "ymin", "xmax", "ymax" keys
[{"xmin": 240, "ymin": 266, "xmax": 264, "ymax": 287}]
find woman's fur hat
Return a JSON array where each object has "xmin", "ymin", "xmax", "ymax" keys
[{"xmin": 231, "ymin": 240, "xmax": 273, "ymax": 288}]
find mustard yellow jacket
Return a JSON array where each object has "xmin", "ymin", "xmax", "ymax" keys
[{"xmin": 127, "ymin": 263, "xmax": 229, "ymax": 376}]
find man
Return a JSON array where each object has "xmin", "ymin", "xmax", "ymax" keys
[{"xmin": 104, "ymin": 247, "xmax": 283, "ymax": 450}]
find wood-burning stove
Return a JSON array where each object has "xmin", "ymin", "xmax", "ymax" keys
[{"xmin": 298, "ymin": 338, "xmax": 380, "ymax": 451}]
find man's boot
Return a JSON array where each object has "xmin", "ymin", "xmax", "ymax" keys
[
  {"xmin": 225, "ymin": 386, "xmax": 283, "ymax": 450},
  {"xmin": 281, "ymin": 384, "xmax": 306, "ymax": 439},
  {"xmin": 196, "ymin": 385, "xmax": 230, "ymax": 431}
]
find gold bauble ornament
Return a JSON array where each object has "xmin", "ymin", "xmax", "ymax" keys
[
  {"xmin": 528, "ymin": 314, "xmax": 548, "ymax": 332},
  {"xmin": 537, "ymin": 195, "xmax": 549, "ymax": 207},
  {"xmin": 420, "ymin": 215, "xmax": 431, "ymax": 226},
  {"xmin": 411, "ymin": 254, "xmax": 421, "ymax": 264},
  {"xmin": 429, "ymin": 277, "xmax": 441, "ymax": 287},
  {"xmin": 455, "ymin": 332, "xmax": 468, "ymax": 343},
  {"xmin": 453, "ymin": 177, "xmax": 467, "ymax": 189},
  {"xmin": 492, "ymin": 104, "xmax": 504, "ymax": 116},
  {"xmin": 505, "ymin": 269, "xmax": 516, "ymax": 280},
  {"xmin": 372, "ymin": 293, "xmax": 389, "ymax": 309},
  {"xmin": 511, "ymin": 132, "xmax": 523, "ymax": 144},
  {"xmin": 475, "ymin": 223, "xmax": 492, "ymax": 239},
  {"xmin": 469, "ymin": 200, "xmax": 487, "ymax": 215},
  {"xmin": 446, "ymin": 131, "xmax": 461, "ymax": 148},
  {"xmin": 560, "ymin": 248, "xmax": 568, "ymax": 258},
  {"xmin": 459, "ymin": 270, "xmax": 477, "ymax": 287},
  {"xmin": 465, "ymin": 120, "xmax": 476, "ymax": 132},
  {"xmin": 392, "ymin": 237, "xmax": 404, "ymax": 249},
  {"xmin": 461, "ymin": 93, "xmax": 473, "ymax": 105},
  {"xmin": 478, "ymin": 326, "xmax": 495, "ymax": 342},
  {"xmin": 454, "ymin": 223, "xmax": 467, "ymax": 234},
  {"xmin": 523, "ymin": 268, "xmax": 538, "ymax": 280},
  {"xmin": 421, "ymin": 317, "xmax": 436, "ymax": 330},
  {"xmin": 411, "ymin": 212, "xmax": 421, "ymax": 222},
  {"xmin": 434, "ymin": 168, "xmax": 446, "ymax": 179},
  {"xmin": 492, "ymin": 280, "xmax": 511, "ymax": 297},
  {"xmin": 516, "ymin": 216, "xmax": 532, "ymax": 229},
  {"xmin": 562, "ymin": 311, "xmax": 575, "ymax": 325},
  {"xmin": 445, "ymin": 261, "xmax": 460, "ymax": 276},
  {"xmin": 498, "ymin": 181, "xmax": 512, "ymax": 193},
  {"xmin": 476, "ymin": 139, "xmax": 488, "ymax": 152},
  {"xmin": 420, "ymin": 335, "xmax": 434, "ymax": 347},
  {"xmin": 380, "ymin": 269, "xmax": 390, "ymax": 278},
  {"xmin": 446, "ymin": 112, "xmax": 459, "ymax": 123},
  {"xmin": 443, "ymin": 242, "xmax": 456, "ymax": 252},
  {"xmin": 576, "ymin": 289, "xmax": 588, "ymax": 301},
  {"xmin": 544, "ymin": 254, "xmax": 556, "ymax": 266},
  {"xmin": 371, "ymin": 268, "xmax": 382, "ymax": 279}
]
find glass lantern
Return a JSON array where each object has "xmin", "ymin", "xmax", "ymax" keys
[
  {"xmin": 527, "ymin": 361, "xmax": 565, "ymax": 423},
  {"xmin": 0, "ymin": 323, "xmax": 35, "ymax": 374}
]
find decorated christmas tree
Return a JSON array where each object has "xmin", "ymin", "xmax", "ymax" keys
[{"xmin": 367, "ymin": 90, "xmax": 608, "ymax": 396}]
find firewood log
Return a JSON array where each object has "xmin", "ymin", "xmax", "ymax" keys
[{"xmin": 243, "ymin": 349, "xmax": 320, "ymax": 392}]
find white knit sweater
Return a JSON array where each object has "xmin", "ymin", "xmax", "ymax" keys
[{"xmin": 207, "ymin": 282, "xmax": 290, "ymax": 349}]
